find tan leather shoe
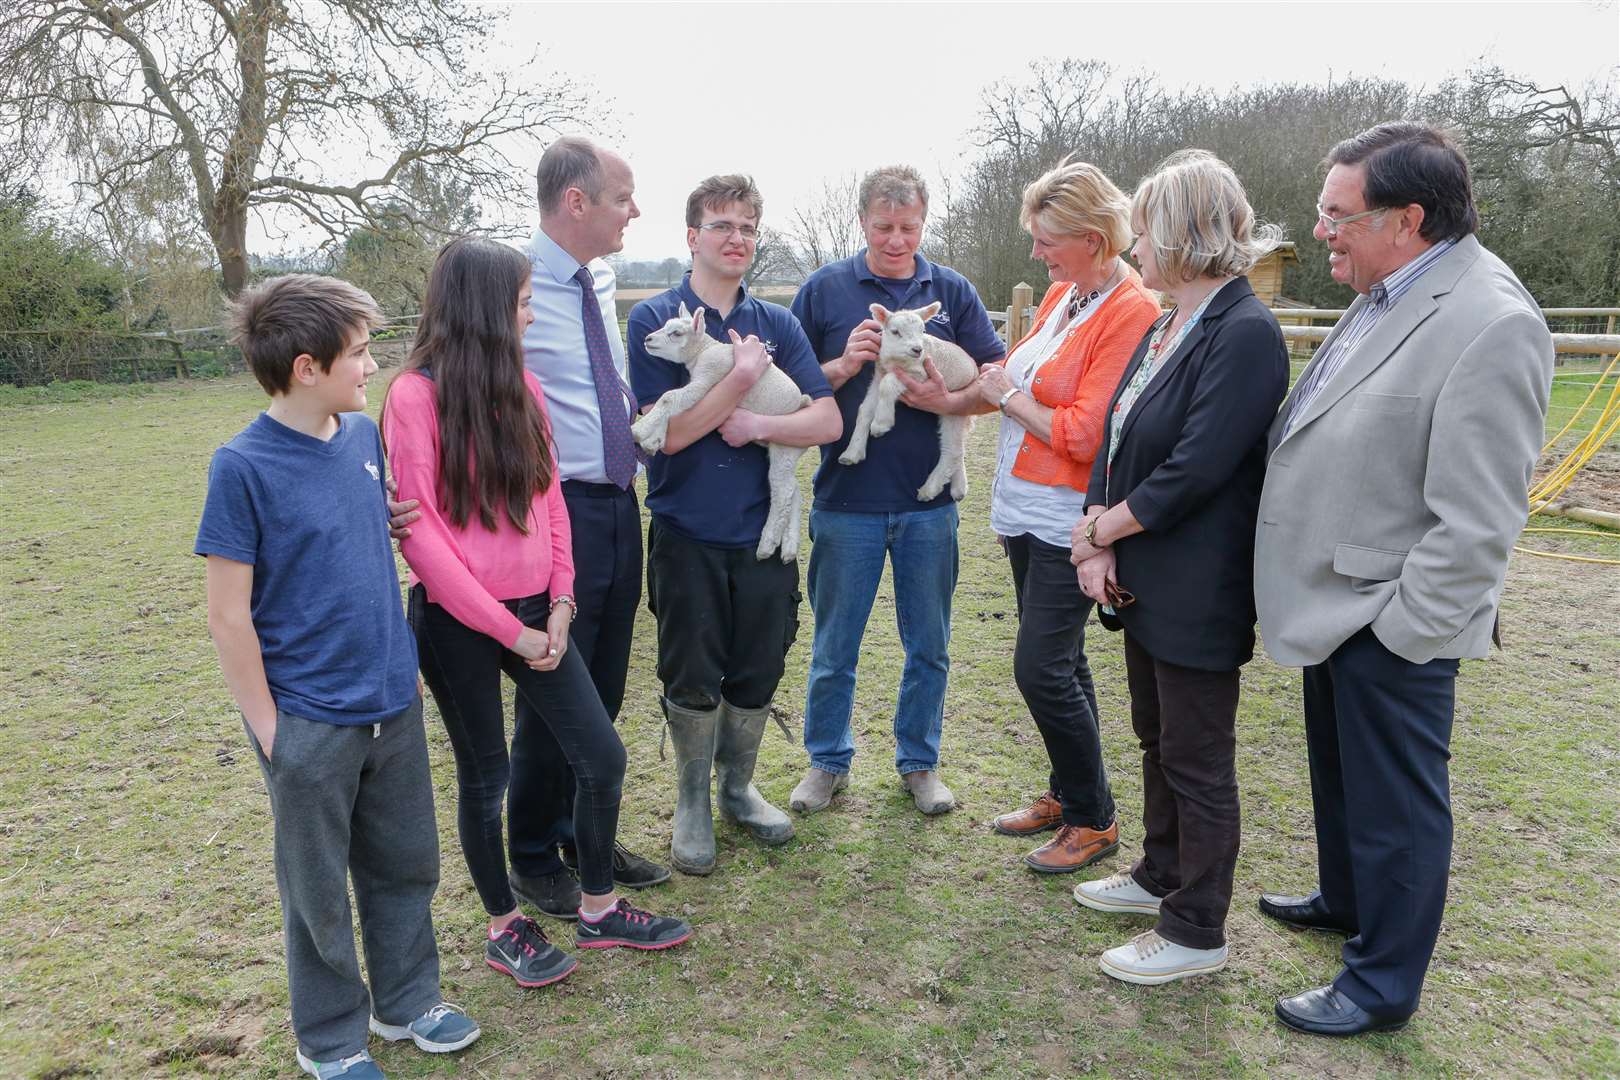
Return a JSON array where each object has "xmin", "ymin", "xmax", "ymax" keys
[
  {"xmin": 991, "ymin": 790, "xmax": 1063, "ymax": 837},
  {"xmin": 1023, "ymin": 820, "xmax": 1120, "ymax": 874}
]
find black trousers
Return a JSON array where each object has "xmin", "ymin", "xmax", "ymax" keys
[
  {"xmin": 1005, "ymin": 533, "xmax": 1113, "ymax": 829},
  {"xmin": 527, "ymin": 480, "xmax": 643, "ymax": 863},
  {"xmin": 410, "ymin": 585, "xmax": 626, "ymax": 904},
  {"xmin": 1304, "ymin": 626, "xmax": 1459, "ymax": 1018},
  {"xmin": 646, "ymin": 517, "xmax": 801, "ymax": 712},
  {"xmin": 1123, "ymin": 632, "xmax": 1241, "ymax": 950}
]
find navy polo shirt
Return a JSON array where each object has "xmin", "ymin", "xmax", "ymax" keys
[
  {"xmin": 792, "ymin": 250, "xmax": 1004, "ymax": 513},
  {"xmin": 628, "ymin": 275, "xmax": 831, "ymax": 548}
]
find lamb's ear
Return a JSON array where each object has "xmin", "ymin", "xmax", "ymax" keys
[
  {"xmin": 869, "ymin": 303, "xmax": 891, "ymax": 324},
  {"xmin": 691, "ymin": 306, "xmax": 707, "ymax": 333},
  {"xmin": 677, "ymin": 301, "xmax": 691, "ymax": 320},
  {"xmin": 919, "ymin": 301, "xmax": 942, "ymax": 322}
]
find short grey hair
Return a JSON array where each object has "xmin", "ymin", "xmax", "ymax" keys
[
  {"xmin": 1132, "ymin": 149, "xmax": 1281, "ymax": 282},
  {"xmin": 858, "ymin": 165, "xmax": 928, "ymax": 218},
  {"xmin": 536, "ymin": 136, "xmax": 605, "ymax": 215}
]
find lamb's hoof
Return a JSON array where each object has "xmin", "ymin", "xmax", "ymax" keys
[
  {"xmin": 870, "ymin": 420, "xmax": 893, "ymax": 438},
  {"xmin": 779, "ymin": 539, "xmax": 799, "ymax": 563},
  {"xmin": 917, "ymin": 479, "xmax": 944, "ymax": 501},
  {"xmin": 838, "ymin": 449, "xmax": 864, "ymax": 467},
  {"xmin": 755, "ymin": 538, "xmax": 778, "ymax": 561},
  {"xmin": 950, "ymin": 481, "xmax": 967, "ymax": 501}
]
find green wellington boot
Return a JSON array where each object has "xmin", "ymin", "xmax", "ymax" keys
[
  {"xmin": 663, "ymin": 700, "xmax": 719, "ymax": 875},
  {"xmin": 714, "ymin": 700, "xmax": 795, "ymax": 846}
]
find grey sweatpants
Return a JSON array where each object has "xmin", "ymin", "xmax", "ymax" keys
[{"xmin": 246, "ymin": 697, "xmax": 442, "ymax": 1061}]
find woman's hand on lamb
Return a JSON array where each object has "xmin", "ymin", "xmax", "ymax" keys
[
  {"xmin": 1076, "ymin": 548, "xmax": 1118, "ymax": 604},
  {"xmin": 976, "ymin": 364, "xmax": 1016, "ymax": 408},
  {"xmin": 718, "ymin": 408, "xmax": 767, "ymax": 447},
  {"xmin": 728, "ymin": 330, "xmax": 771, "ymax": 390}
]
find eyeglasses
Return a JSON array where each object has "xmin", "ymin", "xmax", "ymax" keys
[
  {"xmin": 697, "ymin": 222, "xmax": 760, "ymax": 242},
  {"xmin": 1315, "ymin": 202, "xmax": 1390, "ymax": 236}
]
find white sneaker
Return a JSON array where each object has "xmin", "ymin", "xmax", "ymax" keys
[
  {"xmin": 1099, "ymin": 930, "xmax": 1228, "ymax": 985},
  {"xmin": 1074, "ymin": 870, "xmax": 1162, "ymax": 915}
]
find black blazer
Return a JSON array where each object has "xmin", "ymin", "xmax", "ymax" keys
[{"xmin": 1084, "ymin": 278, "xmax": 1288, "ymax": 671}]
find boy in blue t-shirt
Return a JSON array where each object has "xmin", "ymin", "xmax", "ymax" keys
[{"xmin": 195, "ymin": 275, "xmax": 478, "ymax": 1080}]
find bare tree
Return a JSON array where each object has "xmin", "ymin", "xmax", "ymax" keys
[
  {"xmin": 786, "ymin": 172, "xmax": 863, "ymax": 275},
  {"xmin": 0, "ymin": 1, "xmax": 590, "ymax": 295}
]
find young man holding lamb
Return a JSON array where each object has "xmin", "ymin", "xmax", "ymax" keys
[
  {"xmin": 789, "ymin": 165, "xmax": 1006, "ymax": 817},
  {"xmin": 626, "ymin": 174, "xmax": 841, "ymax": 876}
]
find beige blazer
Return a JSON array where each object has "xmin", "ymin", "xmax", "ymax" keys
[{"xmin": 1254, "ymin": 236, "xmax": 1554, "ymax": 667}]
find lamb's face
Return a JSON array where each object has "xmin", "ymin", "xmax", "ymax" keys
[
  {"xmin": 879, "ymin": 309, "xmax": 930, "ymax": 364},
  {"xmin": 644, "ymin": 315, "xmax": 700, "ymax": 365}
]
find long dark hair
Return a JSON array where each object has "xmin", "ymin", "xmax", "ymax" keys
[{"xmin": 385, "ymin": 236, "xmax": 552, "ymax": 533}]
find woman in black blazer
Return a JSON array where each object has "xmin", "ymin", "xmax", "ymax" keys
[{"xmin": 1068, "ymin": 150, "xmax": 1288, "ymax": 986}]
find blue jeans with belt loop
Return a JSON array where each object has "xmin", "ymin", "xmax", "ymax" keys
[{"xmin": 801, "ymin": 503, "xmax": 959, "ymax": 775}]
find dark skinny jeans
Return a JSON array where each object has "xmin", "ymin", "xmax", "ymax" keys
[
  {"xmin": 409, "ymin": 585, "xmax": 626, "ymax": 906},
  {"xmin": 1005, "ymin": 533, "xmax": 1115, "ymax": 829}
]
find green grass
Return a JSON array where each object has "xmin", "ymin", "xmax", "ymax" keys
[{"xmin": 1, "ymin": 373, "xmax": 1617, "ymax": 1078}]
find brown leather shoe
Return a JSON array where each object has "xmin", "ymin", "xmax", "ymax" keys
[
  {"xmin": 1023, "ymin": 820, "xmax": 1120, "ymax": 874},
  {"xmin": 991, "ymin": 790, "xmax": 1064, "ymax": 837}
]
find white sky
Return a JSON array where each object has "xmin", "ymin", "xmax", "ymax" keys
[{"xmin": 491, "ymin": 0, "xmax": 1619, "ymax": 262}]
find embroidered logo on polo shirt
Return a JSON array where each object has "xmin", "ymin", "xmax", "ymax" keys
[
  {"xmin": 364, "ymin": 460, "xmax": 380, "ymax": 481},
  {"xmin": 763, "ymin": 340, "xmax": 778, "ymax": 356},
  {"xmin": 928, "ymin": 311, "xmax": 951, "ymax": 327}
]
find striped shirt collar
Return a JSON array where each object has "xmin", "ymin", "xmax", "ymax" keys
[{"xmin": 1367, "ymin": 236, "xmax": 1458, "ymax": 308}]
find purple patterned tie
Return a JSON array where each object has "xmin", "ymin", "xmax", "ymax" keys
[{"xmin": 573, "ymin": 266, "xmax": 638, "ymax": 488}]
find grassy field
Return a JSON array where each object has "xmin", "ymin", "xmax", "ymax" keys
[{"xmin": 1, "ymin": 372, "xmax": 1617, "ymax": 1079}]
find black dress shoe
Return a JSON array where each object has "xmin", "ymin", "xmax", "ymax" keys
[
  {"xmin": 1275, "ymin": 985, "xmax": 1409, "ymax": 1037},
  {"xmin": 1258, "ymin": 889, "xmax": 1357, "ymax": 934},
  {"xmin": 509, "ymin": 867, "xmax": 581, "ymax": 920},
  {"xmin": 561, "ymin": 842, "xmax": 672, "ymax": 889}
]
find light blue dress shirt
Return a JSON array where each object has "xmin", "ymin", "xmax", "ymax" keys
[{"xmin": 521, "ymin": 227, "xmax": 637, "ymax": 485}]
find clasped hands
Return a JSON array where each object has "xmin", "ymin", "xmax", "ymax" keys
[{"xmin": 1070, "ymin": 508, "xmax": 1122, "ymax": 606}]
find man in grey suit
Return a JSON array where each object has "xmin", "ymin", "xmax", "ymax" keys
[{"xmin": 1253, "ymin": 122, "xmax": 1553, "ymax": 1037}]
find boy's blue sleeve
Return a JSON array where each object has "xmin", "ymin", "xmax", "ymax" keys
[
  {"xmin": 628, "ymin": 301, "xmax": 683, "ymax": 410},
  {"xmin": 194, "ymin": 448, "xmax": 260, "ymax": 564}
]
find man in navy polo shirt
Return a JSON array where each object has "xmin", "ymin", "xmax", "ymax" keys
[
  {"xmin": 788, "ymin": 165, "xmax": 1005, "ymax": 818},
  {"xmin": 627, "ymin": 174, "xmax": 841, "ymax": 876}
]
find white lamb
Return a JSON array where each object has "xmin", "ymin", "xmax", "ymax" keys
[
  {"xmin": 633, "ymin": 302, "xmax": 813, "ymax": 562},
  {"xmin": 838, "ymin": 301, "xmax": 978, "ymax": 501}
]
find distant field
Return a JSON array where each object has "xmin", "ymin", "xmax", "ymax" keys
[{"xmin": 1, "ymin": 375, "xmax": 1616, "ymax": 1078}]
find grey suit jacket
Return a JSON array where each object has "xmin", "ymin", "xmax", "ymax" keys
[{"xmin": 1254, "ymin": 236, "xmax": 1554, "ymax": 667}]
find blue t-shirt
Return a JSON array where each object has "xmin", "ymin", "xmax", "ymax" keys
[
  {"xmin": 194, "ymin": 412, "xmax": 419, "ymax": 725},
  {"xmin": 792, "ymin": 251, "xmax": 1005, "ymax": 513},
  {"xmin": 629, "ymin": 276, "xmax": 832, "ymax": 548}
]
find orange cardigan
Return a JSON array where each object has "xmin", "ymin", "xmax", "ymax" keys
[{"xmin": 1004, "ymin": 271, "xmax": 1163, "ymax": 492}]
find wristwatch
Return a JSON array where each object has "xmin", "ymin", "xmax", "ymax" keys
[
  {"xmin": 997, "ymin": 386, "xmax": 1022, "ymax": 412},
  {"xmin": 1082, "ymin": 518, "xmax": 1105, "ymax": 549}
]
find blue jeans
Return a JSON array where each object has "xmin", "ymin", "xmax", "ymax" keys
[{"xmin": 802, "ymin": 504, "xmax": 959, "ymax": 775}]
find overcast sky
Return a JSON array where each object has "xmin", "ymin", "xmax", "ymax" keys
[{"xmin": 490, "ymin": 0, "xmax": 1619, "ymax": 262}]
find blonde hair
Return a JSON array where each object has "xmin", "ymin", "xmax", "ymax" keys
[
  {"xmin": 1019, "ymin": 158, "xmax": 1133, "ymax": 262},
  {"xmin": 1132, "ymin": 149, "xmax": 1281, "ymax": 283}
]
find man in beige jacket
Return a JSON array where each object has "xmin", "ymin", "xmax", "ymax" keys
[{"xmin": 1253, "ymin": 122, "xmax": 1553, "ymax": 1037}]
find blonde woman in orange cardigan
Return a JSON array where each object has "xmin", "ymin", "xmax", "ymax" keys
[{"xmin": 976, "ymin": 160, "xmax": 1161, "ymax": 873}]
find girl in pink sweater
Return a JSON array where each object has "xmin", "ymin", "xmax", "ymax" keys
[{"xmin": 382, "ymin": 238, "xmax": 689, "ymax": 990}]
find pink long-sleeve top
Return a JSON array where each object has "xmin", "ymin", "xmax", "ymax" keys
[{"xmin": 383, "ymin": 368, "xmax": 575, "ymax": 649}]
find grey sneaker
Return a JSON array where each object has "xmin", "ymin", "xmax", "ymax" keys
[
  {"xmin": 484, "ymin": 915, "xmax": 577, "ymax": 988},
  {"xmin": 789, "ymin": 767, "xmax": 849, "ymax": 813},
  {"xmin": 901, "ymin": 770, "xmax": 955, "ymax": 815},
  {"xmin": 575, "ymin": 898, "xmax": 692, "ymax": 951},
  {"xmin": 369, "ymin": 1002, "xmax": 480, "ymax": 1052},
  {"xmin": 296, "ymin": 1049, "xmax": 386, "ymax": 1079}
]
